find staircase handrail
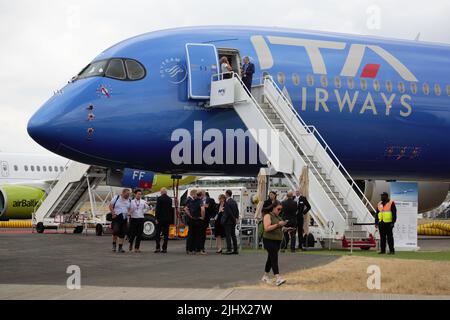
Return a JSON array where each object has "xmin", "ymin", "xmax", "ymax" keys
[{"xmin": 263, "ymin": 76, "xmax": 376, "ymax": 223}]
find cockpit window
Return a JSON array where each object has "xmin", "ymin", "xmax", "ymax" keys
[
  {"xmin": 75, "ymin": 58, "xmax": 146, "ymax": 82},
  {"xmin": 77, "ymin": 60, "xmax": 108, "ymax": 79},
  {"xmin": 105, "ymin": 59, "xmax": 126, "ymax": 80},
  {"xmin": 125, "ymin": 59, "xmax": 146, "ymax": 80}
]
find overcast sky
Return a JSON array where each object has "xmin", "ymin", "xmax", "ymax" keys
[{"xmin": 1, "ymin": 0, "xmax": 449, "ymax": 154}]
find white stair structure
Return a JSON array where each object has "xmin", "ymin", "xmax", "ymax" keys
[
  {"xmin": 33, "ymin": 162, "xmax": 108, "ymax": 232},
  {"xmin": 210, "ymin": 73, "xmax": 376, "ymax": 239}
]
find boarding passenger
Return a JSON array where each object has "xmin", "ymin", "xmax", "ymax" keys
[
  {"xmin": 187, "ymin": 190, "xmax": 205, "ymax": 254},
  {"xmin": 222, "ymin": 190, "xmax": 239, "ymax": 255},
  {"xmin": 109, "ymin": 189, "xmax": 132, "ymax": 253},
  {"xmin": 214, "ymin": 194, "xmax": 227, "ymax": 254},
  {"xmin": 263, "ymin": 191, "xmax": 278, "ymax": 209},
  {"xmin": 281, "ymin": 191, "xmax": 298, "ymax": 253},
  {"xmin": 241, "ymin": 56, "xmax": 255, "ymax": 92},
  {"xmin": 220, "ymin": 56, "xmax": 233, "ymax": 79},
  {"xmin": 295, "ymin": 190, "xmax": 311, "ymax": 250},
  {"xmin": 200, "ymin": 192, "xmax": 216, "ymax": 254},
  {"xmin": 128, "ymin": 189, "xmax": 149, "ymax": 253},
  {"xmin": 375, "ymin": 192, "xmax": 397, "ymax": 255},
  {"xmin": 184, "ymin": 189, "xmax": 197, "ymax": 254},
  {"xmin": 261, "ymin": 201, "xmax": 287, "ymax": 286},
  {"xmin": 155, "ymin": 188, "xmax": 173, "ymax": 254}
]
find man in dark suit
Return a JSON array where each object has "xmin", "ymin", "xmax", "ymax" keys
[
  {"xmin": 155, "ymin": 188, "xmax": 173, "ymax": 253},
  {"xmin": 222, "ymin": 189, "xmax": 239, "ymax": 254},
  {"xmin": 241, "ymin": 56, "xmax": 255, "ymax": 92},
  {"xmin": 200, "ymin": 192, "xmax": 216, "ymax": 253},
  {"xmin": 295, "ymin": 190, "xmax": 311, "ymax": 250},
  {"xmin": 281, "ymin": 191, "xmax": 298, "ymax": 252}
]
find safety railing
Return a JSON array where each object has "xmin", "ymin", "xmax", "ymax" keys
[
  {"xmin": 213, "ymin": 72, "xmax": 353, "ymax": 227},
  {"xmin": 263, "ymin": 79, "xmax": 354, "ymax": 224},
  {"xmin": 32, "ymin": 159, "xmax": 73, "ymax": 229},
  {"xmin": 212, "ymin": 72, "xmax": 278, "ymax": 133},
  {"xmin": 263, "ymin": 76, "xmax": 376, "ymax": 224}
]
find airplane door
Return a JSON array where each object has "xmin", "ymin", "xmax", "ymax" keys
[
  {"xmin": 1, "ymin": 161, "xmax": 9, "ymax": 177},
  {"xmin": 185, "ymin": 43, "xmax": 219, "ymax": 99}
]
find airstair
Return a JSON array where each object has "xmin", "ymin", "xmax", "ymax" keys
[
  {"xmin": 33, "ymin": 162, "xmax": 108, "ymax": 233},
  {"xmin": 210, "ymin": 73, "xmax": 376, "ymax": 244}
]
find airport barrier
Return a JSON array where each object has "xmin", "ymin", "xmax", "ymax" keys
[
  {"xmin": 0, "ymin": 220, "xmax": 33, "ymax": 228},
  {"xmin": 418, "ymin": 222, "xmax": 450, "ymax": 236}
]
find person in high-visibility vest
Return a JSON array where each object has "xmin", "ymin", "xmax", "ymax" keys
[{"xmin": 375, "ymin": 192, "xmax": 397, "ymax": 254}]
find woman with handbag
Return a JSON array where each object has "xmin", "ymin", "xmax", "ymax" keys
[
  {"xmin": 214, "ymin": 194, "xmax": 226, "ymax": 254},
  {"xmin": 261, "ymin": 200, "xmax": 287, "ymax": 286}
]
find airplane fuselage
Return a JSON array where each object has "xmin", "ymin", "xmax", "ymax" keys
[{"xmin": 28, "ymin": 27, "xmax": 450, "ymax": 181}]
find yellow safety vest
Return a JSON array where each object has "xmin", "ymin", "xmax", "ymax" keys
[{"xmin": 377, "ymin": 200, "xmax": 394, "ymax": 223}]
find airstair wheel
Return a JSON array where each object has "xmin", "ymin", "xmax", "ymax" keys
[{"xmin": 36, "ymin": 222, "xmax": 45, "ymax": 234}]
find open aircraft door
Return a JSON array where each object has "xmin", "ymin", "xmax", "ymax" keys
[{"xmin": 185, "ymin": 43, "xmax": 219, "ymax": 99}]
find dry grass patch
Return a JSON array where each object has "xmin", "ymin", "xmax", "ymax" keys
[{"xmin": 245, "ymin": 256, "xmax": 450, "ymax": 296}]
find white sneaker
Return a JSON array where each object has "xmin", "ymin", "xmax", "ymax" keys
[
  {"xmin": 275, "ymin": 277, "xmax": 286, "ymax": 286},
  {"xmin": 261, "ymin": 275, "xmax": 271, "ymax": 284}
]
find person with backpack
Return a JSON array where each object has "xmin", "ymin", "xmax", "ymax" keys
[
  {"xmin": 222, "ymin": 189, "xmax": 239, "ymax": 255},
  {"xmin": 261, "ymin": 200, "xmax": 287, "ymax": 286},
  {"xmin": 109, "ymin": 189, "xmax": 132, "ymax": 253}
]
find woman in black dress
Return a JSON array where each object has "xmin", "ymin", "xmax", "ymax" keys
[{"xmin": 214, "ymin": 194, "xmax": 226, "ymax": 253}]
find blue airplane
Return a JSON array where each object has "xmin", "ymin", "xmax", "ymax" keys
[{"xmin": 27, "ymin": 26, "xmax": 450, "ymax": 182}]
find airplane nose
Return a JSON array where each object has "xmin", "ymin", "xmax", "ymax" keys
[{"xmin": 27, "ymin": 100, "xmax": 64, "ymax": 153}]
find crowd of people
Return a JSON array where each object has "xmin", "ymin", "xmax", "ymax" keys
[
  {"xmin": 108, "ymin": 187, "xmax": 313, "ymax": 287},
  {"xmin": 108, "ymin": 187, "xmax": 242, "ymax": 256},
  {"xmin": 183, "ymin": 189, "xmax": 239, "ymax": 255}
]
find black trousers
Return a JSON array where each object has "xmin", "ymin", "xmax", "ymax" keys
[
  {"xmin": 297, "ymin": 215, "xmax": 304, "ymax": 248},
  {"xmin": 187, "ymin": 219, "xmax": 203, "ymax": 252},
  {"xmin": 243, "ymin": 79, "xmax": 252, "ymax": 93},
  {"xmin": 224, "ymin": 224, "xmax": 238, "ymax": 253},
  {"xmin": 112, "ymin": 217, "xmax": 127, "ymax": 238},
  {"xmin": 263, "ymin": 238, "xmax": 282, "ymax": 275},
  {"xmin": 379, "ymin": 222, "xmax": 395, "ymax": 253},
  {"xmin": 128, "ymin": 218, "xmax": 144, "ymax": 249},
  {"xmin": 185, "ymin": 217, "xmax": 191, "ymax": 252},
  {"xmin": 200, "ymin": 219, "xmax": 210, "ymax": 251},
  {"xmin": 155, "ymin": 221, "xmax": 170, "ymax": 251},
  {"xmin": 282, "ymin": 228, "xmax": 297, "ymax": 250}
]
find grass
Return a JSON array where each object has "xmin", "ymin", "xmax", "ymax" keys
[
  {"xmin": 242, "ymin": 248, "xmax": 450, "ymax": 261},
  {"xmin": 241, "ymin": 255, "xmax": 450, "ymax": 296}
]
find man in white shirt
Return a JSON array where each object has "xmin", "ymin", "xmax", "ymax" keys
[
  {"xmin": 109, "ymin": 189, "xmax": 132, "ymax": 253},
  {"xmin": 128, "ymin": 189, "xmax": 150, "ymax": 253}
]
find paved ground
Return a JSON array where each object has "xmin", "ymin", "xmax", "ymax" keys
[
  {"xmin": 1, "ymin": 233, "xmax": 449, "ymax": 300},
  {"xmin": 418, "ymin": 237, "xmax": 450, "ymax": 251},
  {"xmin": 0, "ymin": 233, "xmax": 337, "ymax": 289},
  {"xmin": 2, "ymin": 284, "xmax": 449, "ymax": 300}
]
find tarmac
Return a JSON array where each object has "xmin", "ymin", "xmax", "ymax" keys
[{"xmin": 0, "ymin": 232, "xmax": 449, "ymax": 300}]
